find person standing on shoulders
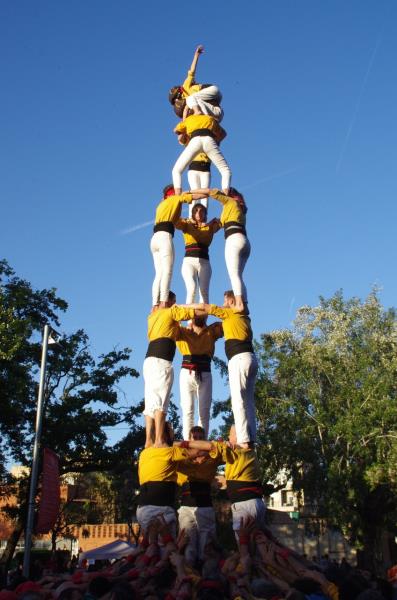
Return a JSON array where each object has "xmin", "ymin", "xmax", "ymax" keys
[
  {"xmin": 198, "ymin": 290, "xmax": 258, "ymax": 445},
  {"xmin": 144, "ymin": 291, "xmax": 196, "ymax": 448},
  {"xmin": 151, "ymin": 185, "xmax": 207, "ymax": 308}
]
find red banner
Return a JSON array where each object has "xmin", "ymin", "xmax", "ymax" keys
[{"xmin": 36, "ymin": 448, "xmax": 60, "ymax": 534}]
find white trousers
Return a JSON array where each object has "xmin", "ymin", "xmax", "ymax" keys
[
  {"xmin": 178, "ymin": 505, "xmax": 216, "ymax": 563},
  {"xmin": 150, "ymin": 230, "xmax": 174, "ymax": 305},
  {"xmin": 225, "ymin": 233, "xmax": 251, "ymax": 300},
  {"xmin": 137, "ymin": 505, "xmax": 177, "ymax": 539},
  {"xmin": 180, "ymin": 369, "xmax": 212, "ymax": 439},
  {"xmin": 186, "ymin": 85, "xmax": 224, "ymax": 122},
  {"xmin": 181, "ymin": 256, "xmax": 212, "ymax": 304},
  {"xmin": 172, "ymin": 137, "xmax": 231, "ymax": 192},
  {"xmin": 228, "ymin": 352, "xmax": 258, "ymax": 444},
  {"xmin": 187, "ymin": 170, "xmax": 210, "ymax": 218},
  {"xmin": 143, "ymin": 357, "xmax": 173, "ymax": 418},
  {"xmin": 231, "ymin": 498, "xmax": 266, "ymax": 532}
]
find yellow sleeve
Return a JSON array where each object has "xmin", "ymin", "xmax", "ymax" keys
[
  {"xmin": 170, "ymin": 305, "xmax": 195, "ymax": 322},
  {"xmin": 175, "ymin": 121, "xmax": 186, "ymax": 134},
  {"xmin": 207, "ymin": 304, "xmax": 232, "ymax": 320},
  {"xmin": 211, "ymin": 190, "xmax": 229, "ymax": 205},
  {"xmin": 171, "ymin": 447, "xmax": 190, "ymax": 462},
  {"xmin": 182, "ymin": 70, "xmax": 195, "ymax": 94},
  {"xmin": 208, "ymin": 441, "xmax": 230, "ymax": 463},
  {"xmin": 179, "ymin": 193, "xmax": 194, "ymax": 204}
]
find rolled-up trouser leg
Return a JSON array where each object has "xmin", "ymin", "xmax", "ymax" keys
[
  {"xmin": 231, "ymin": 498, "xmax": 266, "ymax": 537},
  {"xmin": 143, "ymin": 356, "xmax": 174, "ymax": 418}
]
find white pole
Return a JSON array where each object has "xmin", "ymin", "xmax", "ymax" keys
[{"xmin": 23, "ymin": 324, "xmax": 50, "ymax": 578}]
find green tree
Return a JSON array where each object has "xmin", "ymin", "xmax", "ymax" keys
[
  {"xmin": 255, "ymin": 290, "xmax": 397, "ymax": 571},
  {"xmin": 0, "ymin": 260, "xmax": 140, "ymax": 578}
]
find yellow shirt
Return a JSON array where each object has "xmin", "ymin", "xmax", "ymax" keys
[
  {"xmin": 209, "ymin": 442, "xmax": 260, "ymax": 482},
  {"xmin": 147, "ymin": 306, "xmax": 195, "ymax": 342},
  {"xmin": 175, "ymin": 114, "xmax": 226, "ymax": 143},
  {"xmin": 138, "ymin": 446, "xmax": 190, "ymax": 484},
  {"xmin": 206, "ymin": 306, "xmax": 252, "ymax": 342},
  {"xmin": 181, "ymin": 70, "xmax": 202, "ymax": 97},
  {"xmin": 211, "ymin": 190, "xmax": 246, "ymax": 227},
  {"xmin": 177, "ymin": 455, "xmax": 221, "ymax": 486},
  {"xmin": 155, "ymin": 193, "xmax": 193, "ymax": 225},
  {"xmin": 176, "ymin": 322, "xmax": 223, "ymax": 357},
  {"xmin": 175, "ymin": 219, "xmax": 219, "ymax": 247}
]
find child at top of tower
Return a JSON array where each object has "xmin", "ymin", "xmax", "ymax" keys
[{"xmin": 168, "ymin": 45, "xmax": 223, "ymax": 122}]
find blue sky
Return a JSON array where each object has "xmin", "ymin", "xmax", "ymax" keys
[{"xmin": 1, "ymin": 1, "xmax": 396, "ymax": 441}]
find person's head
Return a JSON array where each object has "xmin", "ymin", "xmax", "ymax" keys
[
  {"xmin": 192, "ymin": 203, "xmax": 207, "ymax": 224},
  {"xmin": 168, "ymin": 87, "xmax": 186, "ymax": 117},
  {"xmin": 189, "ymin": 425, "xmax": 205, "ymax": 441},
  {"xmin": 193, "ymin": 315, "xmax": 207, "ymax": 328},
  {"xmin": 163, "ymin": 184, "xmax": 175, "ymax": 199},
  {"xmin": 223, "ymin": 290, "xmax": 235, "ymax": 308},
  {"xmin": 164, "ymin": 421, "xmax": 174, "ymax": 445},
  {"xmin": 228, "ymin": 425, "xmax": 237, "ymax": 445},
  {"xmin": 228, "ymin": 187, "xmax": 247, "ymax": 214},
  {"xmin": 167, "ymin": 291, "xmax": 176, "ymax": 307}
]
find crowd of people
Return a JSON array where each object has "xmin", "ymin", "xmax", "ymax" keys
[{"xmin": 2, "ymin": 523, "xmax": 397, "ymax": 600}]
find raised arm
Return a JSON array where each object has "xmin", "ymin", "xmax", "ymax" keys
[{"xmin": 189, "ymin": 45, "xmax": 204, "ymax": 77}]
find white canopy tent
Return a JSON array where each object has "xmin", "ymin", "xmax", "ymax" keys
[{"xmin": 78, "ymin": 539, "xmax": 135, "ymax": 564}]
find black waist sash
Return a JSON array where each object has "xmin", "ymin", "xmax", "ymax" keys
[
  {"xmin": 184, "ymin": 243, "xmax": 209, "ymax": 260},
  {"xmin": 190, "ymin": 129, "xmax": 216, "ymax": 140},
  {"xmin": 146, "ymin": 338, "xmax": 176, "ymax": 361},
  {"xmin": 224, "ymin": 221, "xmax": 247, "ymax": 239},
  {"xmin": 138, "ymin": 481, "xmax": 177, "ymax": 507},
  {"xmin": 182, "ymin": 354, "xmax": 211, "ymax": 373},
  {"xmin": 153, "ymin": 221, "xmax": 175, "ymax": 236},
  {"xmin": 226, "ymin": 480, "xmax": 263, "ymax": 503},
  {"xmin": 189, "ymin": 160, "xmax": 211, "ymax": 172},
  {"xmin": 225, "ymin": 339, "xmax": 254, "ymax": 360},
  {"xmin": 180, "ymin": 481, "xmax": 213, "ymax": 507}
]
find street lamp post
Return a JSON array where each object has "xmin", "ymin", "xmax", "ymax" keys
[{"xmin": 22, "ymin": 325, "xmax": 51, "ymax": 578}]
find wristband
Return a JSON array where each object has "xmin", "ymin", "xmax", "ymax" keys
[
  {"xmin": 180, "ymin": 441, "xmax": 190, "ymax": 449},
  {"xmin": 238, "ymin": 535, "xmax": 249, "ymax": 545}
]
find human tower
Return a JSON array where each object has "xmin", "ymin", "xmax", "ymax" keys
[{"xmin": 137, "ymin": 46, "xmax": 265, "ymax": 561}]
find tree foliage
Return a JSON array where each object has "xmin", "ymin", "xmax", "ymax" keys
[
  {"xmin": 0, "ymin": 260, "xmax": 143, "ymax": 573},
  {"xmin": 255, "ymin": 290, "xmax": 397, "ymax": 566}
]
